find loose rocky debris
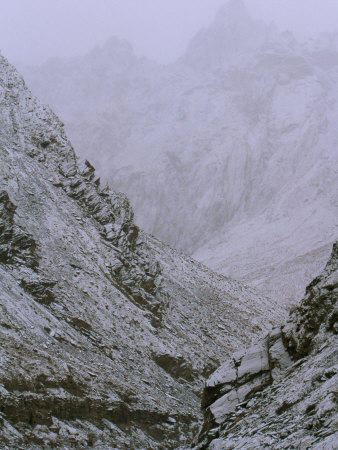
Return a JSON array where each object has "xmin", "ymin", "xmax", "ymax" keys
[
  {"xmin": 193, "ymin": 242, "xmax": 338, "ymax": 449},
  {"xmin": 0, "ymin": 53, "xmax": 283, "ymax": 448}
]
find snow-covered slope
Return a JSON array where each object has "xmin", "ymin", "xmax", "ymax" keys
[
  {"xmin": 0, "ymin": 53, "xmax": 281, "ymax": 448},
  {"xmin": 21, "ymin": 0, "xmax": 338, "ymax": 303}
]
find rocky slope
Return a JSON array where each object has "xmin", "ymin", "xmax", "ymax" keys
[
  {"xmin": 193, "ymin": 241, "xmax": 337, "ymax": 449},
  {"xmin": 0, "ymin": 54, "xmax": 282, "ymax": 448},
  {"xmin": 20, "ymin": 0, "xmax": 338, "ymax": 304}
]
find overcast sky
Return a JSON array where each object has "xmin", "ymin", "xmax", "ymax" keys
[{"xmin": 0, "ymin": 0, "xmax": 338, "ymax": 66}]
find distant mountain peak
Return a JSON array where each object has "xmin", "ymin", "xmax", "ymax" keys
[
  {"xmin": 85, "ymin": 35, "xmax": 137, "ymax": 68},
  {"xmin": 215, "ymin": 0, "xmax": 250, "ymax": 25},
  {"xmin": 211, "ymin": 0, "xmax": 264, "ymax": 37},
  {"xmin": 182, "ymin": 0, "xmax": 269, "ymax": 69},
  {"xmin": 102, "ymin": 35, "xmax": 134, "ymax": 54}
]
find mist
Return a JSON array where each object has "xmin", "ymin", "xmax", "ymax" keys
[
  {"xmin": 0, "ymin": 0, "xmax": 338, "ymax": 65},
  {"xmin": 0, "ymin": 1, "xmax": 338, "ymax": 447}
]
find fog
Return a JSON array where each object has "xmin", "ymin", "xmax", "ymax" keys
[{"xmin": 0, "ymin": 0, "xmax": 338, "ymax": 65}]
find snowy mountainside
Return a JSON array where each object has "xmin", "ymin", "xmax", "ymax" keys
[
  {"xmin": 21, "ymin": 0, "xmax": 338, "ymax": 303},
  {"xmin": 0, "ymin": 53, "xmax": 282, "ymax": 448}
]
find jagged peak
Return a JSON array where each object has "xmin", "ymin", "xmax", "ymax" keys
[
  {"xmin": 181, "ymin": 0, "xmax": 275, "ymax": 70},
  {"xmin": 213, "ymin": 0, "xmax": 250, "ymax": 27},
  {"xmin": 102, "ymin": 35, "xmax": 135, "ymax": 56},
  {"xmin": 84, "ymin": 35, "xmax": 137, "ymax": 69}
]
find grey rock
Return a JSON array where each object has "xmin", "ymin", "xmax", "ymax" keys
[
  {"xmin": 268, "ymin": 335, "xmax": 293, "ymax": 380},
  {"xmin": 237, "ymin": 342, "xmax": 270, "ymax": 381}
]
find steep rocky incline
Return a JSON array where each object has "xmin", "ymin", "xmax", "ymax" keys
[
  {"xmin": 194, "ymin": 242, "xmax": 337, "ymax": 449},
  {"xmin": 0, "ymin": 54, "xmax": 282, "ymax": 448},
  {"xmin": 20, "ymin": 0, "xmax": 338, "ymax": 304}
]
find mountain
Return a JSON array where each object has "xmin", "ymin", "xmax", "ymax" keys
[
  {"xmin": 0, "ymin": 54, "xmax": 281, "ymax": 448},
  {"xmin": 194, "ymin": 241, "xmax": 338, "ymax": 449},
  {"xmin": 20, "ymin": 0, "xmax": 338, "ymax": 304}
]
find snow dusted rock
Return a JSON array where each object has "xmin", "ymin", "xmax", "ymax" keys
[
  {"xmin": 193, "ymin": 242, "xmax": 337, "ymax": 449},
  {"xmin": 268, "ymin": 329, "xmax": 293, "ymax": 380},
  {"xmin": 0, "ymin": 54, "xmax": 282, "ymax": 448},
  {"xmin": 236, "ymin": 343, "xmax": 270, "ymax": 381},
  {"xmin": 198, "ymin": 340, "xmax": 272, "ymax": 439},
  {"xmin": 20, "ymin": 0, "xmax": 338, "ymax": 305}
]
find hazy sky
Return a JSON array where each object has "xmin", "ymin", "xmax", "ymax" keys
[{"xmin": 0, "ymin": 0, "xmax": 338, "ymax": 65}]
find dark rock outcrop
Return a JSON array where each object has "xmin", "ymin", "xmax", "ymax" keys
[
  {"xmin": 0, "ymin": 190, "xmax": 38, "ymax": 269},
  {"xmin": 283, "ymin": 242, "xmax": 338, "ymax": 358},
  {"xmin": 194, "ymin": 242, "xmax": 337, "ymax": 449},
  {"xmin": 20, "ymin": 279, "xmax": 57, "ymax": 305}
]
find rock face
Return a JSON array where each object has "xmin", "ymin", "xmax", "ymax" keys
[
  {"xmin": 194, "ymin": 242, "xmax": 338, "ymax": 449},
  {"xmin": 20, "ymin": 0, "xmax": 338, "ymax": 304},
  {"xmin": 0, "ymin": 190, "xmax": 39, "ymax": 269},
  {"xmin": 0, "ymin": 54, "xmax": 282, "ymax": 448}
]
